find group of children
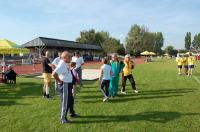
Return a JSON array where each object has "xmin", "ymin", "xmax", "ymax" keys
[
  {"xmin": 99, "ymin": 53, "xmax": 138, "ymax": 102},
  {"xmin": 176, "ymin": 53, "xmax": 196, "ymax": 76},
  {"xmin": 42, "ymin": 51, "xmax": 139, "ymax": 123}
]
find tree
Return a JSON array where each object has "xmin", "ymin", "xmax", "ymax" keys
[
  {"xmin": 178, "ymin": 49, "xmax": 187, "ymax": 53},
  {"xmin": 95, "ymin": 31, "xmax": 110, "ymax": 45},
  {"xmin": 164, "ymin": 45, "xmax": 177, "ymax": 56},
  {"xmin": 185, "ymin": 32, "xmax": 191, "ymax": 50},
  {"xmin": 116, "ymin": 44, "xmax": 126, "ymax": 55},
  {"xmin": 192, "ymin": 33, "xmax": 200, "ymax": 51},
  {"xmin": 76, "ymin": 29, "xmax": 121, "ymax": 54},
  {"xmin": 142, "ymin": 32, "xmax": 155, "ymax": 52},
  {"xmin": 101, "ymin": 37, "xmax": 121, "ymax": 54},
  {"xmin": 153, "ymin": 32, "xmax": 164, "ymax": 54},
  {"xmin": 76, "ymin": 29, "xmax": 98, "ymax": 45},
  {"xmin": 125, "ymin": 24, "xmax": 143, "ymax": 55},
  {"xmin": 125, "ymin": 24, "xmax": 164, "ymax": 55}
]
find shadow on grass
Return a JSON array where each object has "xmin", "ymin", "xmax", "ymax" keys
[
  {"xmin": 0, "ymin": 79, "xmax": 97, "ymax": 106},
  {"xmin": 72, "ymin": 111, "xmax": 200, "ymax": 124},
  {"xmin": 123, "ymin": 88, "xmax": 198, "ymax": 97},
  {"xmin": 81, "ymin": 95, "xmax": 183, "ymax": 104},
  {"xmin": 0, "ymin": 81, "xmax": 43, "ymax": 106},
  {"xmin": 0, "ymin": 100, "xmax": 28, "ymax": 106},
  {"xmin": 80, "ymin": 88, "xmax": 197, "ymax": 103},
  {"xmin": 78, "ymin": 94, "xmax": 102, "ymax": 99},
  {"xmin": 79, "ymin": 90, "xmax": 100, "ymax": 94}
]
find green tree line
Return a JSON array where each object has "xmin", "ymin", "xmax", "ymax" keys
[
  {"xmin": 76, "ymin": 29, "xmax": 125, "ymax": 55},
  {"xmin": 76, "ymin": 24, "xmax": 164, "ymax": 55},
  {"xmin": 185, "ymin": 32, "xmax": 200, "ymax": 51},
  {"xmin": 125, "ymin": 24, "xmax": 164, "ymax": 56}
]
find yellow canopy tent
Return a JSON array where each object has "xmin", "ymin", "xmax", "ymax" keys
[
  {"xmin": 185, "ymin": 52, "xmax": 194, "ymax": 55},
  {"xmin": 164, "ymin": 53, "xmax": 169, "ymax": 56},
  {"xmin": 140, "ymin": 51, "xmax": 150, "ymax": 56},
  {"xmin": 0, "ymin": 39, "xmax": 29, "ymax": 71},
  {"xmin": 149, "ymin": 52, "xmax": 156, "ymax": 56}
]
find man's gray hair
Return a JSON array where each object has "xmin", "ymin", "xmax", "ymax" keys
[
  {"xmin": 8, "ymin": 64, "xmax": 13, "ymax": 69},
  {"xmin": 112, "ymin": 53, "xmax": 118, "ymax": 57}
]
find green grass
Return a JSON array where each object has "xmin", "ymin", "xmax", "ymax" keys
[{"xmin": 1, "ymin": 59, "xmax": 200, "ymax": 132}]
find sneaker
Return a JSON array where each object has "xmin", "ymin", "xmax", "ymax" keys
[
  {"xmin": 61, "ymin": 119, "xmax": 70, "ymax": 124},
  {"xmin": 46, "ymin": 95, "xmax": 53, "ymax": 100},
  {"xmin": 43, "ymin": 93, "xmax": 46, "ymax": 98},
  {"xmin": 133, "ymin": 90, "xmax": 139, "ymax": 93},
  {"xmin": 121, "ymin": 90, "xmax": 126, "ymax": 95},
  {"xmin": 71, "ymin": 114, "xmax": 80, "ymax": 118},
  {"xmin": 103, "ymin": 96, "xmax": 109, "ymax": 102}
]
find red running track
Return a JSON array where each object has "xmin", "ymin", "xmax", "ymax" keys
[{"xmin": 0, "ymin": 58, "xmax": 144, "ymax": 75}]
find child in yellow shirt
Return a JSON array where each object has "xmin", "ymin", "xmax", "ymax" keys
[
  {"xmin": 188, "ymin": 53, "xmax": 196, "ymax": 76},
  {"xmin": 182, "ymin": 54, "xmax": 189, "ymax": 75},
  {"xmin": 176, "ymin": 55, "xmax": 183, "ymax": 75},
  {"xmin": 121, "ymin": 54, "xmax": 138, "ymax": 94}
]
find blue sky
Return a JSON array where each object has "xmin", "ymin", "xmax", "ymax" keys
[{"xmin": 0, "ymin": 0, "xmax": 199, "ymax": 49}]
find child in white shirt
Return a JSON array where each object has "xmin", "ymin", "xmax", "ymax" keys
[{"xmin": 99, "ymin": 58, "xmax": 113, "ymax": 102}]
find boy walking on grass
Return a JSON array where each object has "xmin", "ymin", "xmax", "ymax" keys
[{"xmin": 99, "ymin": 58, "xmax": 113, "ymax": 102}]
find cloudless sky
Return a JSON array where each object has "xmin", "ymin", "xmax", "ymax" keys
[{"xmin": 0, "ymin": 0, "xmax": 200, "ymax": 49}]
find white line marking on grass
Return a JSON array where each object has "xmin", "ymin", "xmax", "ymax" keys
[{"xmin": 193, "ymin": 76, "xmax": 200, "ymax": 84}]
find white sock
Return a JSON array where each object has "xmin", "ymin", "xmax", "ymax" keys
[{"xmin": 46, "ymin": 87, "xmax": 50, "ymax": 95}]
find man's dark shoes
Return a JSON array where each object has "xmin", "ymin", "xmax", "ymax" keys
[{"xmin": 71, "ymin": 114, "xmax": 80, "ymax": 118}]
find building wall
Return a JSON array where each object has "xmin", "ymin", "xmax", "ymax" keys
[{"xmin": 27, "ymin": 47, "xmax": 102, "ymax": 58}]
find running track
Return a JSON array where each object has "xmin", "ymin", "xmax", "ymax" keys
[{"xmin": 0, "ymin": 58, "xmax": 145, "ymax": 75}]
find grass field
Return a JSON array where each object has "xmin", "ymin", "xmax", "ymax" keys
[{"xmin": 1, "ymin": 59, "xmax": 200, "ymax": 132}]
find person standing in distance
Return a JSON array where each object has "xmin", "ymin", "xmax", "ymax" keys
[
  {"xmin": 99, "ymin": 58, "xmax": 113, "ymax": 102},
  {"xmin": 109, "ymin": 53, "xmax": 121, "ymax": 97},
  {"xmin": 42, "ymin": 51, "xmax": 54, "ymax": 99},
  {"xmin": 121, "ymin": 54, "xmax": 138, "ymax": 94},
  {"xmin": 52, "ymin": 51, "xmax": 62, "ymax": 92},
  {"xmin": 72, "ymin": 52, "xmax": 84, "ymax": 87},
  {"xmin": 52, "ymin": 51, "xmax": 79, "ymax": 124},
  {"xmin": 188, "ymin": 53, "xmax": 196, "ymax": 76}
]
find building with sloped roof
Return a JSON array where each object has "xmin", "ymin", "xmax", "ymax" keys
[{"xmin": 22, "ymin": 37, "xmax": 103, "ymax": 58}]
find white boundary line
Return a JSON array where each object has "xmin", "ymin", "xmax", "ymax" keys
[{"xmin": 193, "ymin": 75, "xmax": 200, "ymax": 84}]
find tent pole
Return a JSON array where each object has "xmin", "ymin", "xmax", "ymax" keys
[{"xmin": 2, "ymin": 54, "xmax": 5, "ymax": 72}]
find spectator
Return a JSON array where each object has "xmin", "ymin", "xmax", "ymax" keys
[
  {"xmin": 42, "ymin": 51, "xmax": 54, "ymax": 99},
  {"xmin": 4, "ymin": 64, "xmax": 17, "ymax": 84},
  {"xmin": 52, "ymin": 51, "xmax": 79, "ymax": 124},
  {"xmin": 52, "ymin": 51, "xmax": 62, "ymax": 93},
  {"xmin": 72, "ymin": 52, "xmax": 84, "ymax": 87}
]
